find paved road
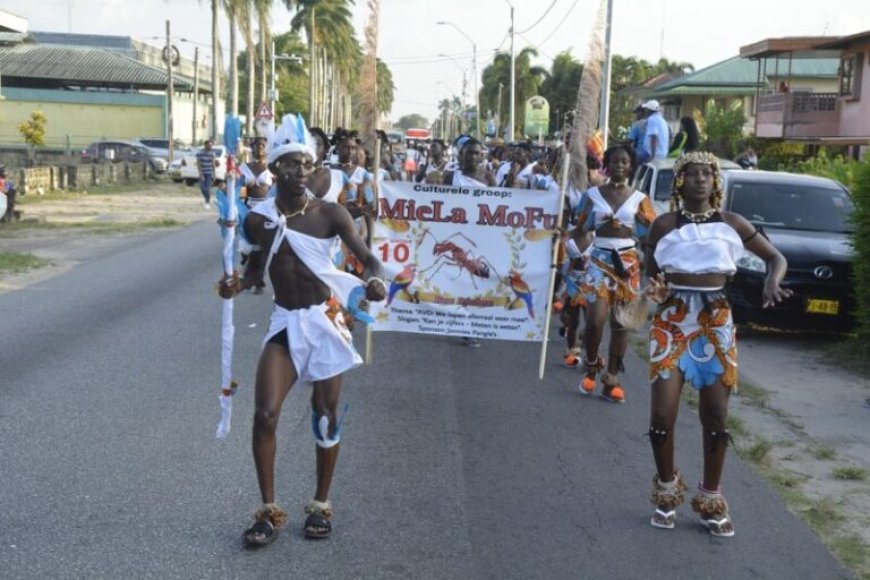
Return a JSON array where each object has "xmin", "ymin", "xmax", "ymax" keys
[{"xmin": 0, "ymin": 222, "xmax": 853, "ymax": 579}]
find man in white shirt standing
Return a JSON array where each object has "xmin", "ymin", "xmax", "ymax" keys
[{"xmin": 641, "ymin": 100, "xmax": 669, "ymax": 162}]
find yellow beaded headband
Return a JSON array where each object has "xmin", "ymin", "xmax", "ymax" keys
[{"xmin": 673, "ymin": 151, "xmax": 720, "ymax": 176}]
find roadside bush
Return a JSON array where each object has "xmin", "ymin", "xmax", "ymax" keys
[
  {"xmin": 851, "ymin": 155, "xmax": 870, "ymax": 353},
  {"xmin": 796, "ymin": 150, "xmax": 861, "ymax": 191}
]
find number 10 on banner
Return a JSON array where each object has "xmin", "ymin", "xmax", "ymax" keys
[{"xmin": 377, "ymin": 239, "xmax": 412, "ymax": 264}]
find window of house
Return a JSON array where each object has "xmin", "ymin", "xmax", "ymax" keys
[{"xmin": 839, "ymin": 53, "xmax": 864, "ymax": 99}]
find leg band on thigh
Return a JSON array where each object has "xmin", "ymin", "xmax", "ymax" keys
[{"xmin": 311, "ymin": 403, "xmax": 349, "ymax": 448}]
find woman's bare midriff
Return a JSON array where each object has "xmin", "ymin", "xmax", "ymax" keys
[{"xmin": 665, "ymin": 272, "xmax": 729, "ymax": 288}]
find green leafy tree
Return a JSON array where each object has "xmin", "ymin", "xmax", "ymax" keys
[
  {"xmin": 376, "ymin": 58, "xmax": 395, "ymax": 116},
  {"xmin": 238, "ymin": 31, "xmax": 310, "ymax": 118},
  {"xmin": 539, "ymin": 51, "xmax": 583, "ymax": 134},
  {"xmin": 608, "ymin": 55, "xmax": 693, "ymax": 140},
  {"xmin": 703, "ymin": 98, "xmax": 745, "ymax": 158},
  {"xmin": 479, "ymin": 48, "xmax": 548, "ymax": 139},
  {"xmin": 395, "ymin": 114, "xmax": 429, "ymax": 131},
  {"xmin": 18, "ymin": 111, "xmax": 47, "ymax": 166}
]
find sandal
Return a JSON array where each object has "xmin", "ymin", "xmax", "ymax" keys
[
  {"xmin": 579, "ymin": 356, "xmax": 604, "ymax": 395},
  {"xmin": 651, "ymin": 508, "xmax": 676, "ymax": 529},
  {"xmin": 304, "ymin": 500, "xmax": 334, "ymax": 540},
  {"xmin": 691, "ymin": 488, "xmax": 735, "ymax": 538},
  {"xmin": 649, "ymin": 471, "xmax": 688, "ymax": 530},
  {"xmin": 242, "ymin": 503, "xmax": 287, "ymax": 547},
  {"xmin": 599, "ymin": 373, "xmax": 625, "ymax": 403}
]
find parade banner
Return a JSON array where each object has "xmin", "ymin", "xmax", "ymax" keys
[{"xmin": 369, "ymin": 181, "xmax": 561, "ymax": 342}]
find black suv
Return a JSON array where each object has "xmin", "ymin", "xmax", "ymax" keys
[{"xmin": 721, "ymin": 171, "xmax": 855, "ymax": 331}]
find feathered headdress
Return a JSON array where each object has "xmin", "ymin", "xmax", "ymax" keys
[{"xmin": 266, "ymin": 113, "xmax": 317, "ymax": 164}]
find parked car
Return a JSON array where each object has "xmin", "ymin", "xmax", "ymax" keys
[
  {"xmin": 80, "ymin": 140, "xmax": 168, "ymax": 173},
  {"xmin": 633, "ymin": 157, "xmax": 742, "ymax": 214},
  {"xmin": 168, "ymin": 145, "xmax": 228, "ymax": 185},
  {"xmin": 720, "ymin": 171, "xmax": 856, "ymax": 331},
  {"xmin": 134, "ymin": 138, "xmax": 191, "ymax": 168}
]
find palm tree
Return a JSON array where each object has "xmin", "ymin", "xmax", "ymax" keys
[
  {"xmin": 254, "ymin": 0, "xmax": 273, "ymax": 106},
  {"xmin": 287, "ymin": 0, "xmax": 361, "ymax": 127},
  {"xmin": 479, "ymin": 48, "xmax": 548, "ymax": 139},
  {"xmin": 222, "ymin": 0, "xmax": 242, "ymax": 117}
]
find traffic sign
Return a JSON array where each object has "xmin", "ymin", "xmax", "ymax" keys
[{"xmin": 255, "ymin": 101, "xmax": 273, "ymax": 121}]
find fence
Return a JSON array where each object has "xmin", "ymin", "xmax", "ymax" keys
[{"xmin": 7, "ymin": 162, "xmax": 155, "ymax": 195}]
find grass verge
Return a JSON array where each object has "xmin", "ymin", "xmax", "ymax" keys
[
  {"xmin": 0, "ymin": 218, "xmax": 182, "ymax": 236},
  {"xmin": 0, "ymin": 251, "xmax": 50, "ymax": 274}
]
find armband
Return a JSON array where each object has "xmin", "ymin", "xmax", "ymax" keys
[{"xmin": 565, "ymin": 238, "xmax": 583, "ymax": 259}]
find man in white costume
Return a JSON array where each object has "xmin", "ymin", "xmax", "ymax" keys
[{"xmin": 223, "ymin": 114, "xmax": 386, "ymax": 547}]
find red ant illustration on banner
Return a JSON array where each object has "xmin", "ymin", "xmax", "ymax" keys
[{"xmin": 417, "ymin": 229, "xmax": 501, "ymax": 290}]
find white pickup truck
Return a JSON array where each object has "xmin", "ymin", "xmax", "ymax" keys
[{"xmin": 168, "ymin": 145, "xmax": 228, "ymax": 185}]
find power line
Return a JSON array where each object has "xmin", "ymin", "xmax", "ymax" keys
[
  {"xmin": 528, "ymin": 0, "xmax": 580, "ymax": 50},
  {"xmin": 516, "ymin": 0, "xmax": 559, "ymax": 35}
]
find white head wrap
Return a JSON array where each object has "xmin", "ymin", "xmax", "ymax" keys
[{"xmin": 266, "ymin": 113, "xmax": 317, "ymax": 164}]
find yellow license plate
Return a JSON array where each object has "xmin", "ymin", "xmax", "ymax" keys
[{"xmin": 805, "ymin": 299, "xmax": 840, "ymax": 315}]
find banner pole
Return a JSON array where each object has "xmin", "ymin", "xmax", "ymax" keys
[
  {"xmin": 538, "ymin": 151, "xmax": 571, "ymax": 380},
  {"xmin": 365, "ymin": 137, "xmax": 382, "ymax": 365}
]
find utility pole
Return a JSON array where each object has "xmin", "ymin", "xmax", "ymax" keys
[
  {"xmin": 193, "ymin": 46, "xmax": 199, "ymax": 147},
  {"xmin": 472, "ymin": 43, "xmax": 480, "ymax": 140},
  {"xmin": 508, "ymin": 2, "xmax": 515, "ymax": 142},
  {"xmin": 166, "ymin": 20, "xmax": 174, "ymax": 164},
  {"xmin": 496, "ymin": 82, "xmax": 503, "ymax": 139},
  {"xmin": 270, "ymin": 41, "xmax": 277, "ymax": 118}
]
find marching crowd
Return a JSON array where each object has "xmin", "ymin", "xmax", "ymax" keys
[{"xmin": 204, "ymin": 110, "xmax": 790, "ymax": 547}]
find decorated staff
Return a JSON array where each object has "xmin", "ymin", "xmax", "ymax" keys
[
  {"xmin": 215, "ymin": 115, "xmax": 242, "ymax": 439},
  {"xmin": 538, "ymin": 150, "xmax": 571, "ymax": 380}
]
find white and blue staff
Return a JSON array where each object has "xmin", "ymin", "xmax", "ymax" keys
[{"xmin": 216, "ymin": 115, "xmax": 242, "ymax": 439}]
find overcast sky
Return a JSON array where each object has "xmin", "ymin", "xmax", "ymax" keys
[{"xmin": 10, "ymin": 0, "xmax": 870, "ymax": 122}]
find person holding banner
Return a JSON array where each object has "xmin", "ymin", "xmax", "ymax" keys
[
  {"xmin": 226, "ymin": 114, "xmax": 387, "ymax": 547},
  {"xmin": 572, "ymin": 143, "xmax": 656, "ymax": 403},
  {"xmin": 644, "ymin": 151, "xmax": 789, "ymax": 537},
  {"xmin": 442, "ymin": 136, "xmax": 496, "ymax": 188},
  {"xmin": 415, "ymin": 139, "xmax": 449, "ymax": 184}
]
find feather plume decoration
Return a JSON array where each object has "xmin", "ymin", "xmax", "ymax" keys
[
  {"xmin": 359, "ymin": 0, "xmax": 380, "ymax": 149},
  {"xmin": 569, "ymin": 0, "xmax": 607, "ymax": 192}
]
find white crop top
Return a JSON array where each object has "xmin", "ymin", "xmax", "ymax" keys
[
  {"xmin": 240, "ymin": 163, "xmax": 273, "ymax": 188},
  {"xmin": 654, "ymin": 220, "xmax": 744, "ymax": 275},
  {"xmin": 584, "ymin": 187, "xmax": 647, "ymax": 232}
]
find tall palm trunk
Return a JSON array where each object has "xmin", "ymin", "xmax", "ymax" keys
[
  {"xmin": 308, "ymin": 6, "xmax": 316, "ymax": 125},
  {"xmin": 360, "ymin": 0, "xmax": 380, "ymax": 145},
  {"xmin": 229, "ymin": 5, "xmax": 239, "ymax": 116},
  {"xmin": 259, "ymin": 20, "xmax": 268, "ymax": 105}
]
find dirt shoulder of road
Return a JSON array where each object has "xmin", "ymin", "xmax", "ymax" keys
[
  {"xmin": 3, "ymin": 183, "xmax": 869, "ymax": 576},
  {"xmin": 0, "ymin": 180, "xmax": 213, "ymax": 293}
]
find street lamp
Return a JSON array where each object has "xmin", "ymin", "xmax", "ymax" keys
[
  {"xmin": 270, "ymin": 41, "xmax": 303, "ymax": 121},
  {"xmin": 436, "ymin": 21, "xmax": 480, "ymax": 140}
]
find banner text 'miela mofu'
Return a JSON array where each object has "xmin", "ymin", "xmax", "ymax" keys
[{"xmin": 379, "ymin": 198, "xmax": 559, "ymax": 229}]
